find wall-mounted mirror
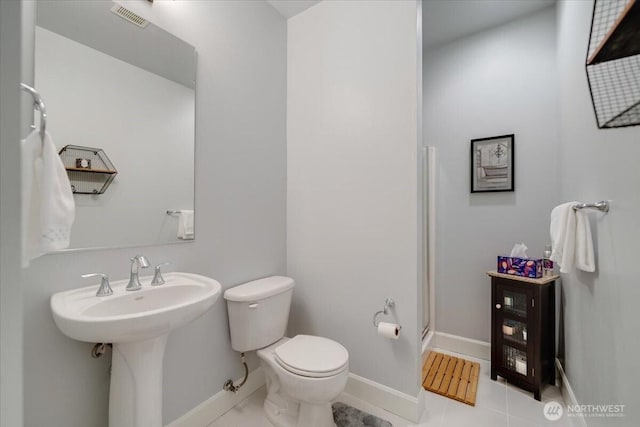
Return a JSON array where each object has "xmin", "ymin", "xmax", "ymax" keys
[{"xmin": 34, "ymin": 1, "xmax": 196, "ymax": 250}]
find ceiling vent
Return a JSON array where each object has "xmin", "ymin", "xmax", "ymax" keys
[{"xmin": 110, "ymin": 5, "xmax": 149, "ymax": 29}]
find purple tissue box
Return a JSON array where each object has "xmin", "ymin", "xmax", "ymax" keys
[{"xmin": 497, "ymin": 256, "xmax": 543, "ymax": 278}]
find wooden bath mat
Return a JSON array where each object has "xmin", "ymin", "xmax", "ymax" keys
[{"xmin": 422, "ymin": 351, "xmax": 480, "ymax": 406}]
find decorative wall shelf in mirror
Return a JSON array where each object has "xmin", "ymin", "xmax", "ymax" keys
[
  {"xmin": 59, "ymin": 145, "xmax": 118, "ymax": 195},
  {"xmin": 35, "ymin": 1, "xmax": 196, "ymax": 250}
]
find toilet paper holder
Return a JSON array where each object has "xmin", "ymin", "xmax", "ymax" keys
[{"xmin": 373, "ymin": 298, "xmax": 401, "ymax": 330}]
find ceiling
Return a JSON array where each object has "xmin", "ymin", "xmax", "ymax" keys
[
  {"xmin": 266, "ymin": 0, "xmax": 321, "ymax": 19},
  {"xmin": 423, "ymin": 0, "xmax": 556, "ymax": 49},
  {"xmin": 265, "ymin": 0, "xmax": 555, "ymax": 44}
]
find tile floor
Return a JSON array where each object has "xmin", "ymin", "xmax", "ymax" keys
[{"xmin": 209, "ymin": 349, "xmax": 571, "ymax": 427}]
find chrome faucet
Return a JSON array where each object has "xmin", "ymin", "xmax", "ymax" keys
[
  {"xmin": 126, "ymin": 255, "xmax": 150, "ymax": 291},
  {"xmin": 82, "ymin": 273, "xmax": 113, "ymax": 297}
]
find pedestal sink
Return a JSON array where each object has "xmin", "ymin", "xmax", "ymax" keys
[{"xmin": 51, "ymin": 272, "xmax": 221, "ymax": 427}]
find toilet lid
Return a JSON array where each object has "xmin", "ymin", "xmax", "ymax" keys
[{"xmin": 274, "ymin": 335, "xmax": 348, "ymax": 378}]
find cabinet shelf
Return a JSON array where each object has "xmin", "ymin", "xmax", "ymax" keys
[
  {"xmin": 503, "ymin": 308, "xmax": 527, "ymax": 320},
  {"xmin": 503, "ymin": 335, "xmax": 527, "ymax": 351}
]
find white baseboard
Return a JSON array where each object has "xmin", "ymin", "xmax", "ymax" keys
[
  {"xmin": 168, "ymin": 366, "xmax": 426, "ymax": 426},
  {"xmin": 416, "ymin": 385, "xmax": 426, "ymax": 422},
  {"xmin": 433, "ymin": 331, "xmax": 491, "ymax": 361},
  {"xmin": 166, "ymin": 367, "xmax": 266, "ymax": 427},
  {"xmin": 555, "ymin": 359, "xmax": 587, "ymax": 427},
  {"xmin": 344, "ymin": 373, "xmax": 423, "ymax": 423}
]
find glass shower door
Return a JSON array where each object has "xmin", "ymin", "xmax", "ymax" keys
[{"xmin": 422, "ymin": 147, "xmax": 436, "ymax": 337}]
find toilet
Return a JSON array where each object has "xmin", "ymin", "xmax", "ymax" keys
[{"xmin": 224, "ymin": 276, "xmax": 349, "ymax": 427}]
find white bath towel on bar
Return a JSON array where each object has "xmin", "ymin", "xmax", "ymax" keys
[
  {"xmin": 21, "ymin": 130, "xmax": 75, "ymax": 267},
  {"xmin": 178, "ymin": 210, "xmax": 194, "ymax": 240},
  {"xmin": 549, "ymin": 202, "xmax": 595, "ymax": 274}
]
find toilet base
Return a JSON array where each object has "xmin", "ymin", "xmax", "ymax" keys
[
  {"xmin": 258, "ymin": 337, "xmax": 347, "ymax": 427},
  {"xmin": 298, "ymin": 401, "xmax": 337, "ymax": 427},
  {"xmin": 264, "ymin": 395, "xmax": 336, "ymax": 427}
]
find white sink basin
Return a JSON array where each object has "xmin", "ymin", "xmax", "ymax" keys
[
  {"xmin": 51, "ymin": 271, "xmax": 221, "ymax": 427},
  {"xmin": 51, "ymin": 272, "xmax": 221, "ymax": 343}
]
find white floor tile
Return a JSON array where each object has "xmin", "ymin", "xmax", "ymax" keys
[
  {"xmin": 475, "ymin": 374, "xmax": 508, "ymax": 414},
  {"xmin": 210, "ymin": 349, "xmax": 568, "ymax": 427},
  {"xmin": 207, "ymin": 387, "xmax": 269, "ymax": 427},
  {"xmin": 419, "ymin": 391, "xmax": 448, "ymax": 426},
  {"xmin": 506, "ymin": 383, "xmax": 566, "ymax": 426},
  {"xmin": 441, "ymin": 400, "xmax": 509, "ymax": 427},
  {"xmin": 335, "ymin": 392, "xmax": 410, "ymax": 427},
  {"xmin": 508, "ymin": 414, "xmax": 540, "ymax": 427}
]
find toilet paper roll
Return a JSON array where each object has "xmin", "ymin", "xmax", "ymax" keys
[{"xmin": 377, "ymin": 322, "xmax": 401, "ymax": 340}]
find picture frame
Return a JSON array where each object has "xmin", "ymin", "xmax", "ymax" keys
[{"xmin": 470, "ymin": 134, "xmax": 514, "ymax": 193}]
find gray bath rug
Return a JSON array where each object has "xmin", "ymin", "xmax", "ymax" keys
[{"xmin": 332, "ymin": 402, "xmax": 393, "ymax": 427}]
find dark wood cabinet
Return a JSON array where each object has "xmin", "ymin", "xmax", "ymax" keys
[{"xmin": 488, "ymin": 271, "xmax": 557, "ymax": 401}]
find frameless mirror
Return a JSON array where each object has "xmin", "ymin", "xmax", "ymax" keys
[{"xmin": 35, "ymin": 1, "xmax": 196, "ymax": 250}]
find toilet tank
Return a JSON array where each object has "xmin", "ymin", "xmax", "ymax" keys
[{"xmin": 224, "ymin": 276, "xmax": 295, "ymax": 352}]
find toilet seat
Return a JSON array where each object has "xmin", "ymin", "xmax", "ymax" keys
[{"xmin": 274, "ymin": 335, "xmax": 348, "ymax": 378}]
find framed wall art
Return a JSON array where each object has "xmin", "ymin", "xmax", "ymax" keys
[{"xmin": 470, "ymin": 134, "xmax": 514, "ymax": 193}]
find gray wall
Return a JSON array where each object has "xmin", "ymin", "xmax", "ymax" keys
[
  {"xmin": 287, "ymin": 0, "xmax": 423, "ymax": 396},
  {"xmin": 423, "ymin": 7, "xmax": 560, "ymax": 342},
  {"xmin": 20, "ymin": 1, "xmax": 286, "ymax": 426},
  {"xmin": 0, "ymin": 1, "xmax": 27, "ymax": 425},
  {"xmin": 557, "ymin": 1, "xmax": 640, "ymax": 424}
]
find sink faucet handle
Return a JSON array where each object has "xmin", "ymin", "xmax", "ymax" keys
[
  {"xmin": 131, "ymin": 254, "xmax": 150, "ymax": 268},
  {"xmin": 82, "ymin": 273, "xmax": 113, "ymax": 297},
  {"xmin": 126, "ymin": 255, "xmax": 150, "ymax": 291},
  {"xmin": 151, "ymin": 262, "xmax": 171, "ymax": 286}
]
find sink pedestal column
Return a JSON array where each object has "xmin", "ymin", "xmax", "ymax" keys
[{"xmin": 109, "ymin": 334, "xmax": 168, "ymax": 427}]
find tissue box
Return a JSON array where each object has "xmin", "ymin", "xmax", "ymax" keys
[{"xmin": 497, "ymin": 256, "xmax": 542, "ymax": 278}]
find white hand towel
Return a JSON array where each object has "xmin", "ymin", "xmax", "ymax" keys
[
  {"xmin": 177, "ymin": 210, "xmax": 194, "ymax": 240},
  {"xmin": 549, "ymin": 202, "xmax": 595, "ymax": 274},
  {"xmin": 21, "ymin": 130, "xmax": 75, "ymax": 267},
  {"xmin": 575, "ymin": 209, "xmax": 595, "ymax": 272},
  {"xmin": 550, "ymin": 202, "xmax": 577, "ymax": 274}
]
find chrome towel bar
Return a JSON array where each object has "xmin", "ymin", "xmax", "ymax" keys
[{"xmin": 572, "ymin": 201, "xmax": 609, "ymax": 212}]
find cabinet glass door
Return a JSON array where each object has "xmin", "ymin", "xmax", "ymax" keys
[
  {"xmin": 503, "ymin": 318, "xmax": 527, "ymax": 347},
  {"xmin": 503, "ymin": 290, "xmax": 527, "ymax": 317},
  {"xmin": 497, "ymin": 286, "xmax": 531, "ymax": 378},
  {"xmin": 502, "ymin": 345, "xmax": 528, "ymax": 376}
]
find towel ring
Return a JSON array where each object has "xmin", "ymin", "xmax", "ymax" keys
[{"xmin": 20, "ymin": 83, "xmax": 47, "ymax": 141}]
